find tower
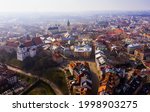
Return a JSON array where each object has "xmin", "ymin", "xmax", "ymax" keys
[
  {"xmin": 17, "ymin": 44, "xmax": 28, "ymax": 61},
  {"xmin": 67, "ymin": 20, "xmax": 71, "ymax": 33},
  {"xmin": 29, "ymin": 46, "xmax": 37, "ymax": 57},
  {"xmin": 67, "ymin": 20, "xmax": 70, "ymax": 27}
]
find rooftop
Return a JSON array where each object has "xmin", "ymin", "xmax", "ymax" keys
[{"xmin": 74, "ymin": 45, "xmax": 92, "ymax": 53}]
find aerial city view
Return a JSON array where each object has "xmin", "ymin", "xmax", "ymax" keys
[{"xmin": 0, "ymin": 0, "xmax": 150, "ymax": 95}]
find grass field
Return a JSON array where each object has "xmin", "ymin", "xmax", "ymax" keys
[
  {"xmin": 43, "ymin": 68, "xmax": 69, "ymax": 95},
  {"xmin": 27, "ymin": 81, "xmax": 56, "ymax": 95}
]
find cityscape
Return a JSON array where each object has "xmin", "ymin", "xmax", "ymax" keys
[{"xmin": 0, "ymin": 0, "xmax": 150, "ymax": 95}]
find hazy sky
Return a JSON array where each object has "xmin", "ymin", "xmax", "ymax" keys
[{"xmin": 0, "ymin": 0, "xmax": 149, "ymax": 12}]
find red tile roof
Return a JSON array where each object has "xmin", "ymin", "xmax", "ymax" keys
[
  {"xmin": 24, "ymin": 37, "xmax": 43, "ymax": 47},
  {"xmin": 32, "ymin": 37, "xmax": 43, "ymax": 46},
  {"xmin": 24, "ymin": 40, "xmax": 33, "ymax": 47},
  {"xmin": 108, "ymin": 29, "xmax": 124, "ymax": 36},
  {"xmin": 114, "ymin": 29, "xmax": 124, "ymax": 34},
  {"xmin": 6, "ymin": 41, "xmax": 19, "ymax": 48},
  {"xmin": 53, "ymin": 41, "xmax": 61, "ymax": 46}
]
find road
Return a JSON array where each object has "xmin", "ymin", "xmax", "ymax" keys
[
  {"xmin": 7, "ymin": 65, "xmax": 63, "ymax": 95},
  {"xmin": 88, "ymin": 62, "xmax": 100, "ymax": 95}
]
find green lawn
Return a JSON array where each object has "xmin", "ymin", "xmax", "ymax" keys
[
  {"xmin": 44, "ymin": 68, "xmax": 69, "ymax": 95},
  {"xmin": 27, "ymin": 81, "xmax": 56, "ymax": 95}
]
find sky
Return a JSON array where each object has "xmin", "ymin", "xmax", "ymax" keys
[{"xmin": 0, "ymin": 0, "xmax": 149, "ymax": 12}]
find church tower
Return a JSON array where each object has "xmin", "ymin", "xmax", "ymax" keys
[
  {"xmin": 67, "ymin": 20, "xmax": 71, "ymax": 34},
  {"xmin": 17, "ymin": 43, "xmax": 28, "ymax": 61}
]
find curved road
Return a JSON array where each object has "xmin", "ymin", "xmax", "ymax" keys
[{"xmin": 7, "ymin": 65, "xmax": 63, "ymax": 95}]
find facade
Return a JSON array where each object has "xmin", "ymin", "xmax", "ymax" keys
[
  {"xmin": 60, "ymin": 46, "xmax": 73, "ymax": 57},
  {"xmin": 17, "ymin": 37, "xmax": 43, "ymax": 61},
  {"xmin": 48, "ymin": 26, "xmax": 59, "ymax": 34},
  {"xmin": 17, "ymin": 44, "xmax": 36, "ymax": 61},
  {"xmin": 127, "ymin": 44, "xmax": 142, "ymax": 54},
  {"xmin": 134, "ymin": 46, "xmax": 150, "ymax": 61},
  {"xmin": 95, "ymin": 42, "xmax": 108, "ymax": 71},
  {"xmin": 68, "ymin": 62, "xmax": 92, "ymax": 95},
  {"xmin": 98, "ymin": 72, "xmax": 120, "ymax": 95},
  {"xmin": 0, "ymin": 64, "xmax": 18, "ymax": 94},
  {"xmin": 74, "ymin": 45, "xmax": 92, "ymax": 58}
]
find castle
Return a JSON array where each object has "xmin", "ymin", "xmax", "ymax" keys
[{"xmin": 17, "ymin": 37, "xmax": 43, "ymax": 61}]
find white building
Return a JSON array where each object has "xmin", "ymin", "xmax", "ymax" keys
[
  {"xmin": 17, "ymin": 37, "xmax": 43, "ymax": 61},
  {"xmin": 17, "ymin": 44, "xmax": 36, "ymax": 61},
  {"xmin": 127, "ymin": 44, "xmax": 142, "ymax": 54},
  {"xmin": 74, "ymin": 45, "xmax": 92, "ymax": 58}
]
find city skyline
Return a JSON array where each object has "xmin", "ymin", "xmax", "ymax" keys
[{"xmin": 0, "ymin": 0, "xmax": 149, "ymax": 13}]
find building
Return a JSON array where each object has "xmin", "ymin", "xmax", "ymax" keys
[
  {"xmin": 74, "ymin": 45, "xmax": 92, "ymax": 58},
  {"xmin": 0, "ymin": 76, "xmax": 9, "ymax": 93},
  {"xmin": 98, "ymin": 72, "xmax": 120, "ymax": 95},
  {"xmin": 95, "ymin": 41, "xmax": 108, "ymax": 71},
  {"xmin": 17, "ymin": 44, "xmax": 36, "ymax": 61},
  {"xmin": 60, "ymin": 46, "xmax": 73, "ymax": 57},
  {"xmin": 127, "ymin": 44, "xmax": 142, "ymax": 54},
  {"xmin": 127, "ymin": 75, "xmax": 147, "ymax": 95},
  {"xmin": 48, "ymin": 26, "xmax": 59, "ymax": 35},
  {"xmin": 62, "ymin": 35, "xmax": 75, "ymax": 45},
  {"xmin": 68, "ymin": 62, "xmax": 76, "ymax": 76},
  {"xmin": 134, "ymin": 46, "xmax": 150, "ymax": 61},
  {"xmin": 67, "ymin": 20, "xmax": 71, "ymax": 34},
  {"xmin": 0, "ymin": 64, "xmax": 18, "ymax": 94},
  {"xmin": 17, "ymin": 37, "xmax": 43, "ymax": 61},
  {"xmin": 2, "ymin": 40, "xmax": 19, "ymax": 53},
  {"xmin": 68, "ymin": 62, "xmax": 92, "ymax": 95},
  {"xmin": 95, "ymin": 50, "xmax": 106, "ymax": 71}
]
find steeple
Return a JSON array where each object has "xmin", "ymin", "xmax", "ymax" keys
[
  {"xmin": 67, "ymin": 20, "xmax": 70, "ymax": 27},
  {"xmin": 67, "ymin": 20, "xmax": 71, "ymax": 34}
]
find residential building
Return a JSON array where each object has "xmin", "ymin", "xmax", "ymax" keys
[
  {"xmin": 68, "ymin": 62, "xmax": 92, "ymax": 95},
  {"xmin": 0, "ymin": 64, "xmax": 18, "ymax": 94},
  {"xmin": 98, "ymin": 72, "xmax": 120, "ymax": 95},
  {"xmin": 134, "ymin": 46, "xmax": 150, "ymax": 61}
]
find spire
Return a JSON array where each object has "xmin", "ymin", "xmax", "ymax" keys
[
  {"xmin": 67, "ymin": 20, "xmax": 70, "ymax": 27},
  {"xmin": 67, "ymin": 20, "xmax": 71, "ymax": 34}
]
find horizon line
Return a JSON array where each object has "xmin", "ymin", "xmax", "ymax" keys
[{"xmin": 0, "ymin": 10, "xmax": 150, "ymax": 13}]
